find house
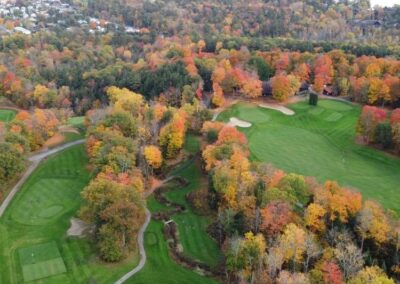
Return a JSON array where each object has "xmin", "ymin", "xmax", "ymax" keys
[
  {"xmin": 125, "ymin": 26, "xmax": 140, "ymax": 33},
  {"xmin": 0, "ymin": 26, "xmax": 11, "ymax": 35},
  {"xmin": 323, "ymin": 85, "xmax": 334, "ymax": 96},
  {"xmin": 14, "ymin": 26, "xmax": 31, "ymax": 35}
]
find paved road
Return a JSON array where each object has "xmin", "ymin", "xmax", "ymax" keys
[
  {"xmin": 0, "ymin": 139, "xmax": 85, "ymax": 217},
  {"xmin": 114, "ymin": 208, "xmax": 151, "ymax": 284}
]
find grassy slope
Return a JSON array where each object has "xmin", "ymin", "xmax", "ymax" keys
[
  {"xmin": 0, "ymin": 145, "xmax": 139, "ymax": 284},
  {"xmin": 219, "ymin": 100, "xmax": 400, "ymax": 213},
  {"xmin": 130, "ymin": 136, "xmax": 221, "ymax": 283},
  {"xmin": 0, "ymin": 109, "xmax": 16, "ymax": 122}
]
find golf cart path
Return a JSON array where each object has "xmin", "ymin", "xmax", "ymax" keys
[
  {"xmin": 114, "ymin": 176, "xmax": 175, "ymax": 284},
  {"xmin": 0, "ymin": 139, "xmax": 85, "ymax": 217}
]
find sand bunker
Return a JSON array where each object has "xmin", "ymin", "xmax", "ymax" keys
[
  {"xmin": 259, "ymin": 103, "xmax": 295, "ymax": 115},
  {"xmin": 67, "ymin": 218, "xmax": 92, "ymax": 237},
  {"xmin": 228, "ymin": 117, "xmax": 252, "ymax": 128}
]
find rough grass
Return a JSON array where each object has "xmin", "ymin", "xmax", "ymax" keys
[
  {"xmin": 0, "ymin": 145, "xmax": 140, "ymax": 284},
  {"xmin": 219, "ymin": 100, "xmax": 400, "ymax": 213},
  {"xmin": 67, "ymin": 116, "xmax": 85, "ymax": 127},
  {"xmin": 0, "ymin": 109, "xmax": 16, "ymax": 122}
]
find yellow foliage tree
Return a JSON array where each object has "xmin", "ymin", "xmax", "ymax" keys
[
  {"xmin": 159, "ymin": 112, "xmax": 186, "ymax": 158},
  {"xmin": 107, "ymin": 86, "xmax": 144, "ymax": 113},
  {"xmin": 305, "ymin": 203, "xmax": 327, "ymax": 233},
  {"xmin": 144, "ymin": 145, "xmax": 163, "ymax": 169}
]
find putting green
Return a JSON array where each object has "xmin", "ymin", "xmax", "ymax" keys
[
  {"xmin": 219, "ymin": 100, "xmax": 400, "ymax": 213},
  {"xmin": 0, "ymin": 109, "xmax": 16, "ymax": 122},
  {"xmin": 10, "ymin": 179, "xmax": 86, "ymax": 225}
]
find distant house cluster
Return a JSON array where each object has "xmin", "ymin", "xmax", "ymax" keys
[{"xmin": 0, "ymin": 0, "xmax": 141, "ymax": 36}]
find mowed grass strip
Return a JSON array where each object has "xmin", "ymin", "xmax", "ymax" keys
[
  {"xmin": 19, "ymin": 242, "xmax": 66, "ymax": 282},
  {"xmin": 219, "ymin": 100, "xmax": 400, "ymax": 213},
  {"xmin": 18, "ymin": 242, "xmax": 61, "ymax": 265},
  {"xmin": 0, "ymin": 109, "xmax": 16, "ymax": 122}
]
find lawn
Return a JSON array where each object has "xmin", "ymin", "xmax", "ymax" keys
[
  {"xmin": 219, "ymin": 100, "xmax": 400, "ymax": 213},
  {"xmin": 0, "ymin": 109, "xmax": 16, "ymax": 122},
  {"xmin": 0, "ymin": 145, "xmax": 140, "ymax": 284},
  {"xmin": 130, "ymin": 157, "xmax": 222, "ymax": 283}
]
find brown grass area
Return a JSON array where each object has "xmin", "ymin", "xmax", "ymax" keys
[{"xmin": 44, "ymin": 133, "xmax": 65, "ymax": 148}]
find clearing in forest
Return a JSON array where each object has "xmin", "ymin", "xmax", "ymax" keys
[
  {"xmin": 219, "ymin": 100, "xmax": 400, "ymax": 213},
  {"xmin": 130, "ymin": 137, "xmax": 221, "ymax": 284}
]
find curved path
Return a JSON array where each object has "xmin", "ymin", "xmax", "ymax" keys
[
  {"xmin": 114, "ymin": 208, "xmax": 151, "ymax": 284},
  {"xmin": 114, "ymin": 176, "xmax": 175, "ymax": 284},
  {"xmin": 0, "ymin": 139, "xmax": 85, "ymax": 217}
]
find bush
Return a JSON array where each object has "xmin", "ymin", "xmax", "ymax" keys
[
  {"xmin": 309, "ymin": 93, "xmax": 319, "ymax": 106},
  {"xmin": 374, "ymin": 122, "xmax": 392, "ymax": 149},
  {"xmin": 0, "ymin": 142, "xmax": 25, "ymax": 184},
  {"xmin": 206, "ymin": 129, "xmax": 218, "ymax": 143}
]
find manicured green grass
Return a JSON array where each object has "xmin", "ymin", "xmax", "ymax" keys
[
  {"xmin": 184, "ymin": 133, "xmax": 201, "ymax": 153},
  {"xmin": 0, "ymin": 109, "xmax": 16, "ymax": 122},
  {"xmin": 128, "ymin": 221, "xmax": 217, "ymax": 284},
  {"xmin": 130, "ymin": 161, "xmax": 221, "ymax": 283},
  {"xmin": 68, "ymin": 116, "xmax": 85, "ymax": 127},
  {"xmin": 0, "ymin": 145, "xmax": 139, "ymax": 284},
  {"xmin": 219, "ymin": 100, "xmax": 400, "ymax": 213},
  {"xmin": 167, "ymin": 162, "xmax": 223, "ymax": 266},
  {"xmin": 19, "ymin": 241, "xmax": 66, "ymax": 282}
]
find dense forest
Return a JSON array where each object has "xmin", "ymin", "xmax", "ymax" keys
[{"xmin": 0, "ymin": 0, "xmax": 400, "ymax": 283}]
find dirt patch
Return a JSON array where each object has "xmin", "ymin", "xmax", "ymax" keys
[
  {"xmin": 43, "ymin": 133, "xmax": 65, "ymax": 148},
  {"xmin": 227, "ymin": 117, "xmax": 252, "ymax": 128},
  {"xmin": 259, "ymin": 103, "xmax": 295, "ymax": 115},
  {"xmin": 59, "ymin": 125, "xmax": 80, "ymax": 134},
  {"xmin": 67, "ymin": 218, "xmax": 92, "ymax": 237}
]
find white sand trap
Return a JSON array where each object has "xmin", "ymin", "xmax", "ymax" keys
[
  {"xmin": 228, "ymin": 117, "xmax": 252, "ymax": 128},
  {"xmin": 67, "ymin": 218, "xmax": 92, "ymax": 237},
  {"xmin": 259, "ymin": 103, "xmax": 295, "ymax": 115}
]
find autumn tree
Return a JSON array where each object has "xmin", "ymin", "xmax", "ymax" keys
[
  {"xmin": 334, "ymin": 242, "xmax": 364, "ymax": 280},
  {"xmin": 107, "ymin": 86, "xmax": 144, "ymax": 114},
  {"xmin": 305, "ymin": 203, "xmax": 327, "ymax": 233},
  {"xmin": 0, "ymin": 142, "xmax": 25, "ymax": 185},
  {"xmin": 260, "ymin": 201, "xmax": 293, "ymax": 236},
  {"xmin": 278, "ymin": 223, "xmax": 306, "ymax": 269},
  {"xmin": 159, "ymin": 111, "xmax": 186, "ymax": 158},
  {"xmin": 226, "ymin": 232, "xmax": 266, "ymax": 283},
  {"xmin": 144, "ymin": 145, "xmax": 163, "ymax": 169},
  {"xmin": 348, "ymin": 266, "xmax": 394, "ymax": 284},
  {"xmin": 321, "ymin": 261, "xmax": 343, "ymax": 284},
  {"xmin": 356, "ymin": 201, "xmax": 391, "ymax": 250},
  {"xmin": 314, "ymin": 55, "xmax": 334, "ymax": 93},
  {"xmin": 391, "ymin": 109, "xmax": 400, "ymax": 152},
  {"xmin": 80, "ymin": 177, "xmax": 145, "ymax": 262},
  {"xmin": 270, "ymin": 74, "xmax": 295, "ymax": 102},
  {"xmin": 357, "ymin": 106, "xmax": 387, "ymax": 143},
  {"xmin": 368, "ymin": 78, "xmax": 390, "ymax": 106}
]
